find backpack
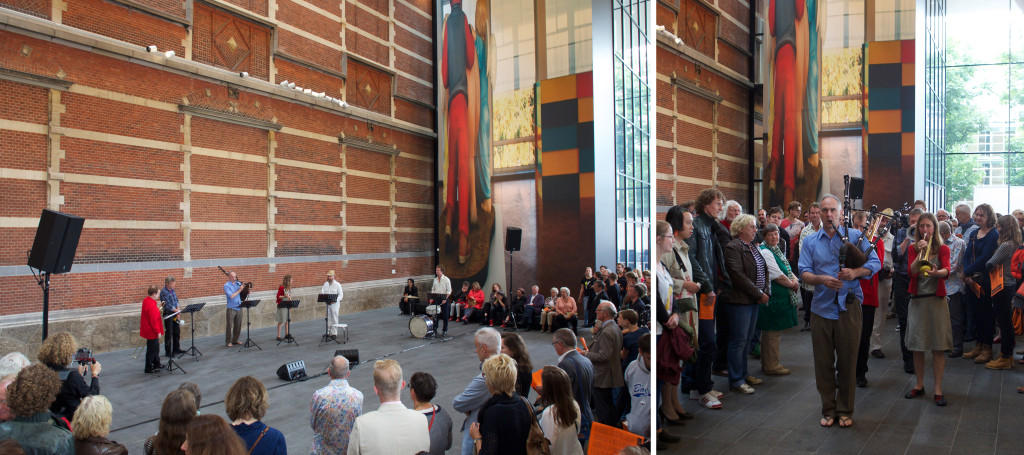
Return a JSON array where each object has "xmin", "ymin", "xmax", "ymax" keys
[{"xmin": 1011, "ymin": 246, "xmax": 1024, "ymax": 281}]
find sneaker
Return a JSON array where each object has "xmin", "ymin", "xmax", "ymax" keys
[
  {"xmin": 870, "ymin": 349, "xmax": 885, "ymax": 359},
  {"xmin": 745, "ymin": 376, "xmax": 763, "ymax": 385},
  {"xmin": 764, "ymin": 367, "xmax": 791, "ymax": 375},
  {"xmin": 731, "ymin": 384, "xmax": 755, "ymax": 394},
  {"xmin": 690, "ymin": 389, "xmax": 723, "ymax": 400},
  {"xmin": 856, "ymin": 376, "xmax": 868, "ymax": 388},
  {"xmin": 700, "ymin": 392, "xmax": 723, "ymax": 409}
]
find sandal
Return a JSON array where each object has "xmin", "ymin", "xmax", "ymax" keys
[
  {"xmin": 934, "ymin": 394, "xmax": 947, "ymax": 407},
  {"xmin": 905, "ymin": 388, "xmax": 925, "ymax": 399},
  {"xmin": 820, "ymin": 415, "xmax": 834, "ymax": 427},
  {"xmin": 838, "ymin": 416, "xmax": 853, "ymax": 428}
]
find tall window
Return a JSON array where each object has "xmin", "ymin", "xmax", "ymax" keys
[{"xmin": 613, "ymin": 0, "xmax": 651, "ymax": 270}]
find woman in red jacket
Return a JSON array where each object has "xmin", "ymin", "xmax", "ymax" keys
[{"xmin": 141, "ymin": 286, "xmax": 165, "ymax": 374}]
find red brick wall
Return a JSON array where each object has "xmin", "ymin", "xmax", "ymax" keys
[
  {"xmin": 0, "ymin": 0, "xmax": 436, "ymax": 319},
  {"xmin": 657, "ymin": 0, "xmax": 756, "ymax": 211}
]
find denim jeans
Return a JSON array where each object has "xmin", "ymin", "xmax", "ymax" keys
[
  {"xmin": 695, "ymin": 317, "xmax": 717, "ymax": 394},
  {"xmin": 725, "ymin": 303, "xmax": 759, "ymax": 388}
]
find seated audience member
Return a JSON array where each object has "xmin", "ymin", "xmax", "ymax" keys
[
  {"xmin": 0, "ymin": 353, "xmax": 30, "ymax": 381},
  {"xmin": 348, "ymin": 360, "xmax": 429, "ymax": 454},
  {"xmin": 310, "ymin": 356, "xmax": 362, "ymax": 455},
  {"xmin": 450, "ymin": 281, "xmax": 470, "ymax": 321},
  {"xmin": 618, "ymin": 309, "xmax": 650, "ymax": 371},
  {"xmin": 553, "ymin": 287, "xmax": 579, "ymax": 334},
  {"xmin": 225, "ymin": 376, "xmax": 286, "ymax": 455},
  {"xmin": 468, "ymin": 354, "xmax": 533, "ymax": 455},
  {"xmin": 462, "ymin": 282, "xmax": 486, "ymax": 324},
  {"xmin": 482, "ymin": 284, "xmax": 505, "ymax": 326},
  {"xmin": 145, "ymin": 389, "xmax": 197, "ymax": 455},
  {"xmin": 500, "ymin": 333, "xmax": 535, "ymax": 399},
  {"xmin": 38, "ymin": 332, "xmax": 101, "ymax": 420},
  {"xmin": 540, "ymin": 288, "xmax": 559, "ymax": 333},
  {"xmin": 72, "ymin": 395, "xmax": 127, "ymax": 455},
  {"xmin": 0, "ymin": 365, "xmax": 73, "ymax": 455},
  {"xmin": 181, "ymin": 415, "xmax": 246, "ymax": 455},
  {"xmin": 408, "ymin": 372, "xmax": 453, "ymax": 455},
  {"xmin": 624, "ymin": 333, "xmax": 652, "ymax": 439},
  {"xmin": 400, "ymin": 278, "xmax": 420, "ymax": 315},
  {"xmin": 178, "ymin": 383, "xmax": 201, "ymax": 415},
  {"xmin": 522, "ymin": 286, "xmax": 546, "ymax": 331},
  {"xmin": 538, "ymin": 366, "xmax": 584, "ymax": 455},
  {"xmin": 504, "ymin": 288, "xmax": 528, "ymax": 327},
  {"xmin": 486, "ymin": 290, "xmax": 509, "ymax": 327}
]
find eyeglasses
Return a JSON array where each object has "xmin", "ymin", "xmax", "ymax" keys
[{"xmin": 550, "ymin": 341, "xmax": 560, "ymax": 347}]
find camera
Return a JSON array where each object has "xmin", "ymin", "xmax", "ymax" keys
[{"xmin": 74, "ymin": 348, "xmax": 95, "ymax": 365}]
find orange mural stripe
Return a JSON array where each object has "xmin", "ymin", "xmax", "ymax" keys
[
  {"xmin": 578, "ymin": 97, "xmax": 594, "ymax": 123},
  {"xmin": 541, "ymin": 149, "xmax": 579, "ymax": 176},
  {"xmin": 540, "ymin": 75, "xmax": 578, "ymax": 104},
  {"xmin": 902, "ymin": 63, "xmax": 915, "ymax": 86},
  {"xmin": 579, "ymin": 172, "xmax": 595, "ymax": 198},
  {"xmin": 868, "ymin": 41, "xmax": 901, "ymax": 65},
  {"xmin": 902, "ymin": 132, "xmax": 915, "ymax": 156},
  {"xmin": 868, "ymin": 110, "xmax": 901, "ymax": 134}
]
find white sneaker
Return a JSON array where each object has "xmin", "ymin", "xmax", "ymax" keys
[
  {"xmin": 700, "ymin": 392, "xmax": 722, "ymax": 409},
  {"xmin": 691, "ymin": 389, "xmax": 723, "ymax": 400},
  {"xmin": 731, "ymin": 384, "xmax": 755, "ymax": 394}
]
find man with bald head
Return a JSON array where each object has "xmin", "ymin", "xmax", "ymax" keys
[
  {"xmin": 347, "ymin": 359, "xmax": 429, "ymax": 454},
  {"xmin": 310, "ymin": 355, "xmax": 363, "ymax": 454},
  {"xmin": 583, "ymin": 301, "xmax": 624, "ymax": 425}
]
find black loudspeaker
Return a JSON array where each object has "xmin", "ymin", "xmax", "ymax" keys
[
  {"xmin": 276, "ymin": 360, "xmax": 307, "ymax": 381},
  {"xmin": 848, "ymin": 177, "xmax": 865, "ymax": 200},
  {"xmin": 335, "ymin": 349, "xmax": 360, "ymax": 366},
  {"xmin": 505, "ymin": 227, "xmax": 522, "ymax": 252},
  {"xmin": 27, "ymin": 209, "xmax": 85, "ymax": 274}
]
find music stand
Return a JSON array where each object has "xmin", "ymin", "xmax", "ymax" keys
[
  {"xmin": 238, "ymin": 300, "xmax": 262, "ymax": 351},
  {"xmin": 278, "ymin": 300, "xmax": 300, "ymax": 346},
  {"xmin": 317, "ymin": 294, "xmax": 339, "ymax": 346},
  {"xmin": 178, "ymin": 303, "xmax": 205, "ymax": 360}
]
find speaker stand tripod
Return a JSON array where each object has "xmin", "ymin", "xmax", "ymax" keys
[{"xmin": 157, "ymin": 355, "xmax": 185, "ymax": 376}]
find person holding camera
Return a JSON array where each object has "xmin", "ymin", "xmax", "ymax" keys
[
  {"xmin": 38, "ymin": 332, "xmax": 101, "ymax": 420},
  {"xmin": 142, "ymin": 285, "xmax": 165, "ymax": 374}
]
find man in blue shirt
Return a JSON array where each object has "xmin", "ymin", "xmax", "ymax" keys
[
  {"xmin": 160, "ymin": 277, "xmax": 185, "ymax": 357},
  {"xmin": 224, "ymin": 271, "xmax": 244, "ymax": 347},
  {"xmin": 798, "ymin": 195, "xmax": 880, "ymax": 428}
]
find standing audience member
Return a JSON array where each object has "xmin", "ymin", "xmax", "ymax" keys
[
  {"xmin": 870, "ymin": 212, "xmax": 896, "ymax": 359},
  {"xmin": 689, "ymin": 188, "xmax": 730, "ymax": 410},
  {"xmin": 180, "ymin": 415, "xmax": 245, "ymax": 455},
  {"xmin": 468, "ymin": 354, "xmax": 533, "ymax": 455},
  {"xmin": 0, "ymin": 365, "xmax": 73, "ymax": 455},
  {"xmin": 310, "ymin": 356, "xmax": 362, "ymax": 455},
  {"xmin": 552, "ymin": 328, "xmax": 594, "ymax": 448},
  {"xmin": 584, "ymin": 301, "xmax": 624, "ymax": 425},
  {"xmin": 500, "ymin": 333, "xmax": 534, "ymax": 399},
  {"xmin": 655, "ymin": 219, "xmax": 689, "ymax": 422},
  {"xmin": 954, "ymin": 203, "xmax": 979, "ymax": 342},
  {"xmin": 720, "ymin": 200, "xmax": 742, "ymax": 230},
  {"xmin": 453, "ymin": 328, "xmax": 501, "ymax": 455},
  {"xmin": 0, "ymin": 353, "xmax": 30, "ymax": 381},
  {"xmin": 624, "ymin": 333, "xmax": 652, "ymax": 440},
  {"xmin": 962, "ymin": 204, "xmax": 999, "ymax": 364},
  {"xmin": 893, "ymin": 208, "xmax": 924, "ymax": 372},
  {"xmin": 756, "ymin": 223, "xmax": 800, "ymax": 376},
  {"xmin": 665, "ymin": 205, "xmax": 704, "ymax": 409},
  {"xmin": 619, "ymin": 309, "xmax": 649, "ymax": 371},
  {"xmin": 940, "ymin": 220, "xmax": 967, "ymax": 358},
  {"xmin": 798, "ymin": 195, "xmax": 880, "ymax": 429},
  {"xmin": 144, "ymin": 389, "xmax": 197, "ymax": 455},
  {"xmin": 141, "ymin": 286, "xmax": 165, "ymax": 374},
  {"xmin": 607, "ymin": 272, "xmax": 622, "ymax": 309},
  {"xmin": 38, "ymin": 332, "xmax": 101, "ymax": 420},
  {"xmin": 225, "ymin": 376, "xmax": 286, "ymax": 455},
  {"xmin": 71, "ymin": 396, "xmax": 127, "ymax": 455},
  {"xmin": 579, "ymin": 267, "xmax": 598, "ymax": 328},
  {"xmin": 721, "ymin": 214, "xmax": 770, "ymax": 393},
  {"xmin": 348, "ymin": 360, "xmax": 429, "ymax": 454},
  {"xmin": 408, "ymin": 372, "xmax": 453, "ymax": 455},
  {"xmin": 983, "ymin": 215, "xmax": 1021, "ymax": 370},
  {"xmin": 766, "ymin": 207, "xmax": 791, "ymax": 258},
  {"xmin": 537, "ymin": 367, "xmax": 584, "ymax": 455},
  {"xmin": 904, "ymin": 212, "xmax": 952, "ymax": 406},
  {"xmin": 798, "ymin": 202, "xmax": 823, "ymax": 331}
]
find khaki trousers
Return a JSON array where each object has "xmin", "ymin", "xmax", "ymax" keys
[
  {"xmin": 811, "ymin": 300, "xmax": 862, "ymax": 418},
  {"xmin": 760, "ymin": 330, "xmax": 783, "ymax": 372},
  {"xmin": 870, "ymin": 278, "xmax": 892, "ymax": 351}
]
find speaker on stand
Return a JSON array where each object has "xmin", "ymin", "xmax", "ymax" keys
[
  {"xmin": 505, "ymin": 227, "xmax": 521, "ymax": 307},
  {"xmin": 27, "ymin": 209, "xmax": 85, "ymax": 341}
]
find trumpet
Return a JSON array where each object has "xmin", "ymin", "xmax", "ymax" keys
[{"xmin": 911, "ymin": 233, "xmax": 936, "ymax": 277}]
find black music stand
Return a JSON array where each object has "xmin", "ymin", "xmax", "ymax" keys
[
  {"xmin": 317, "ymin": 294, "xmax": 339, "ymax": 346},
  {"xmin": 239, "ymin": 300, "xmax": 262, "ymax": 351},
  {"xmin": 278, "ymin": 300, "xmax": 300, "ymax": 346},
  {"xmin": 178, "ymin": 303, "xmax": 205, "ymax": 360}
]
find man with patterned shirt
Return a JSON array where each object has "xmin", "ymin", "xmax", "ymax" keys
[
  {"xmin": 310, "ymin": 355, "xmax": 363, "ymax": 454},
  {"xmin": 798, "ymin": 202, "xmax": 822, "ymax": 331},
  {"xmin": 160, "ymin": 277, "xmax": 185, "ymax": 357}
]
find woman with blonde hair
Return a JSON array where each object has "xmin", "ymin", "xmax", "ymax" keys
[
  {"xmin": 144, "ymin": 389, "xmax": 197, "ymax": 455},
  {"xmin": 468, "ymin": 354, "xmax": 533, "ymax": 455},
  {"xmin": 224, "ymin": 376, "xmax": 286, "ymax": 455},
  {"xmin": 904, "ymin": 212, "xmax": 952, "ymax": 406},
  {"xmin": 180, "ymin": 415, "xmax": 246, "ymax": 455},
  {"xmin": 982, "ymin": 215, "xmax": 1021, "ymax": 371},
  {"xmin": 72, "ymin": 395, "xmax": 127, "ymax": 455},
  {"xmin": 275, "ymin": 275, "xmax": 292, "ymax": 341},
  {"xmin": 537, "ymin": 366, "xmax": 583, "ymax": 454},
  {"xmin": 38, "ymin": 332, "xmax": 100, "ymax": 419}
]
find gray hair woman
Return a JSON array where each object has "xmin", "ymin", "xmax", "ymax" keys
[
  {"xmin": 755, "ymin": 223, "xmax": 800, "ymax": 376},
  {"xmin": 720, "ymin": 214, "xmax": 770, "ymax": 394},
  {"xmin": 541, "ymin": 287, "xmax": 559, "ymax": 332}
]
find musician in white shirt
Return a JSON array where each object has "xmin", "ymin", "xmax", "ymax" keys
[
  {"xmin": 429, "ymin": 265, "xmax": 453, "ymax": 335},
  {"xmin": 321, "ymin": 270, "xmax": 344, "ymax": 338}
]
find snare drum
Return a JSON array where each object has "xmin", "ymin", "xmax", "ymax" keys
[
  {"xmin": 425, "ymin": 304, "xmax": 441, "ymax": 317},
  {"xmin": 409, "ymin": 315, "xmax": 435, "ymax": 338}
]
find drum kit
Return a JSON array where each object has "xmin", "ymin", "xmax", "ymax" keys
[{"xmin": 408, "ymin": 304, "xmax": 443, "ymax": 339}]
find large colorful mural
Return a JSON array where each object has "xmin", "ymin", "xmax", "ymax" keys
[{"xmin": 765, "ymin": 0, "xmax": 825, "ymax": 207}]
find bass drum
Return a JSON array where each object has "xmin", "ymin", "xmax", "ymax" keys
[{"xmin": 409, "ymin": 315, "xmax": 435, "ymax": 339}]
